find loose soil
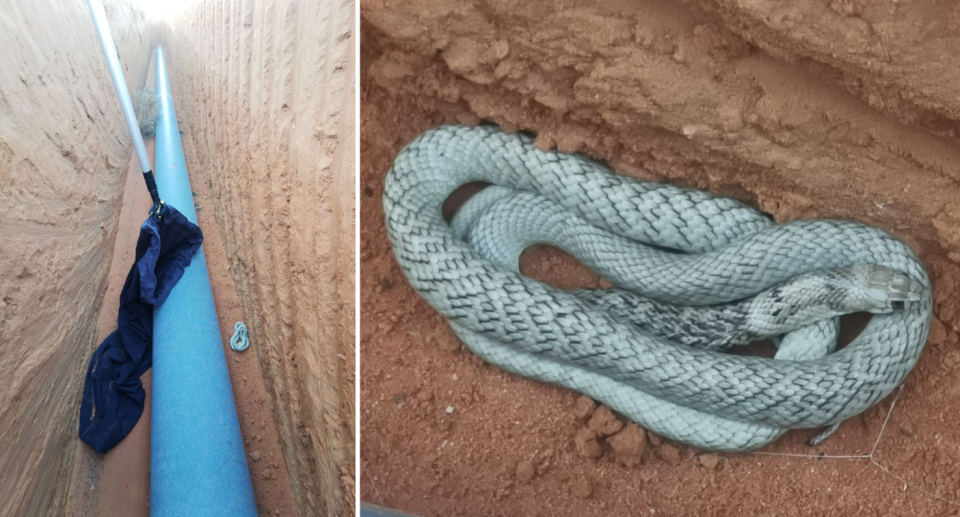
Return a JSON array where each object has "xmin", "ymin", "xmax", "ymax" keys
[{"xmin": 359, "ymin": 14, "xmax": 960, "ymax": 514}]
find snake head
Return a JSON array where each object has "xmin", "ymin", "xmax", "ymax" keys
[{"xmin": 851, "ymin": 265, "xmax": 924, "ymax": 314}]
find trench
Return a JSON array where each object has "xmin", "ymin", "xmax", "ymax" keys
[
  {"xmin": 0, "ymin": 1, "xmax": 354, "ymax": 516},
  {"xmin": 64, "ymin": 49, "xmax": 300, "ymax": 516}
]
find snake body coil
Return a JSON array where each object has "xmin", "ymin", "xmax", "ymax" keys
[{"xmin": 383, "ymin": 124, "xmax": 932, "ymax": 451}]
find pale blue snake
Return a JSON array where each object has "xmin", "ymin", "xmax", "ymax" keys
[{"xmin": 383, "ymin": 124, "xmax": 932, "ymax": 451}]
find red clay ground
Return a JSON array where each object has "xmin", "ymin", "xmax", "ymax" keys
[{"xmin": 359, "ymin": 82, "xmax": 960, "ymax": 516}]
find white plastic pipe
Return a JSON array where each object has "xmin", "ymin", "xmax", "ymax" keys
[{"xmin": 86, "ymin": 0, "xmax": 152, "ymax": 174}]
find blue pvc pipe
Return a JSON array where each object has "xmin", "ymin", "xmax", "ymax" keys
[{"xmin": 150, "ymin": 46, "xmax": 257, "ymax": 516}]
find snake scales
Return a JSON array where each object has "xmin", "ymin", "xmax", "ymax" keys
[{"xmin": 383, "ymin": 124, "xmax": 932, "ymax": 451}]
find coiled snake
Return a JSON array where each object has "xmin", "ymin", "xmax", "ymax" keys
[{"xmin": 383, "ymin": 124, "xmax": 932, "ymax": 451}]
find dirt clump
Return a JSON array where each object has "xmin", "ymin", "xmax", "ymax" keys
[
  {"xmin": 587, "ymin": 406, "xmax": 624, "ymax": 437},
  {"xmin": 516, "ymin": 460, "xmax": 536, "ymax": 483},
  {"xmin": 698, "ymin": 453, "xmax": 721, "ymax": 470},
  {"xmin": 607, "ymin": 424, "xmax": 647, "ymax": 469},
  {"xmin": 574, "ymin": 427, "xmax": 604, "ymax": 460},
  {"xmin": 573, "ymin": 396, "xmax": 597, "ymax": 420},
  {"xmin": 656, "ymin": 444, "xmax": 682, "ymax": 466}
]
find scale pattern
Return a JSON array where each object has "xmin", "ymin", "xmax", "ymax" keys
[{"xmin": 383, "ymin": 124, "xmax": 933, "ymax": 451}]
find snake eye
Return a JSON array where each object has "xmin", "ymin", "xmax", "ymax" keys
[{"xmin": 892, "ymin": 301, "xmax": 904, "ymax": 310}]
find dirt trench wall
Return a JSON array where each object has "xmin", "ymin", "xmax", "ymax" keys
[
  {"xmin": 168, "ymin": 0, "xmax": 356, "ymax": 515},
  {"xmin": 361, "ymin": 0, "xmax": 960, "ymax": 322},
  {"xmin": 0, "ymin": 1, "xmax": 160, "ymax": 515}
]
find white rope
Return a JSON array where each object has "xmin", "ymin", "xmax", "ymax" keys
[{"xmin": 229, "ymin": 321, "xmax": 249, "ymax": 352}]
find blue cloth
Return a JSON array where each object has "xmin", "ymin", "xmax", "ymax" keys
[{"xmin": 79, "ymin": 205, "xmax": 202, "ymax": 454}]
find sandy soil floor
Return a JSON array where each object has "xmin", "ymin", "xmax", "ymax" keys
[
  {"xmin": 359, "ymin": 81, "xmax": 960, "ymax": 516},
  {"xmin": 66, "ymin": 57, "xmax": 297, "ymax": 517}
]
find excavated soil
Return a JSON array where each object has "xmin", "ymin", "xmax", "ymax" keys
[{"xmin": 359, "ymin": 1, "xmax": 960, "ymax": 515}]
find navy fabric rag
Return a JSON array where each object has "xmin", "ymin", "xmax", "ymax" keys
[{"xmin": 79, "ymin": 204, "xmax": 202, "ymax": 454}]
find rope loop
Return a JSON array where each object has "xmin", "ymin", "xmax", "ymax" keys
[{"xmin": 230, "ymin": 321, "xmax": 249, "ymax": 352}]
